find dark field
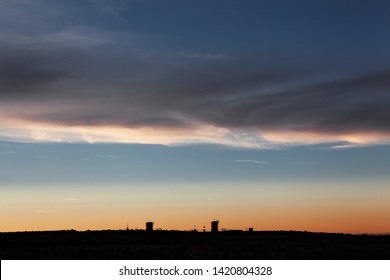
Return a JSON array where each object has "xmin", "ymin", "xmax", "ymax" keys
[{"xmin": 1, "ymin": 230, "xmax": 389, "ymax": 260}]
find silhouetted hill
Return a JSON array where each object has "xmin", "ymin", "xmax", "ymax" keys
[{"xmin": 1, "ymin": 230, "xmax": 389, "ymax": 259}]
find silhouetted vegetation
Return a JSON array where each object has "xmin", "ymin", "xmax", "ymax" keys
[{"xmin": 1, "ymin": 230, "xmax": 389, "ymax": 259}]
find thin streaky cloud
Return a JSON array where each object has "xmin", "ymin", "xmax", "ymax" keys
[
  {"xmin": 329, "ymin": 143, "xmax": 386, "ymax": 149},
  {"xmin": 95, "ymin": 154, "xmax": 122, "ymax": 160},
  {"xmin": 36, "ymin": 155, "xmax": 48, "ymax": 159},
  {"xmin": 233, "ymin": 160, "xmax": 268, "ymax": 164},
  {"xmin": 65, "ymin": 198, "xmax": 80, "ymax": 201},
  {"xmin": 33, "ymin": 210, "xmax": 49, "ymax": 213},
  {"xmin": 289, "ymin": 162, "xmax": 319, "ymax": 165}
]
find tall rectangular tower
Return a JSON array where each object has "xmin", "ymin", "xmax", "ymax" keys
[
  {"xmin": 211, "ymin": 220, "xmax": 219, "ymax": 233},
  {"xmin": 146, "ymin": 221, "xmax": 154, "ymax": 232}
]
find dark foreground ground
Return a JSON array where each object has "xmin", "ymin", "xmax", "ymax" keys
[{"xmin": 1, "ymin": 230, "xmax": 389, "ymax": 259}]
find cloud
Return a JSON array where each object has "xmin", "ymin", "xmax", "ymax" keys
[
  {"xmin": 86, "ymin": 0, "xmax": 130, "ymax": 16},
  {"xmin": 1, "ymin": 1, "xmax": 390, "ymax": 148},
  {"xmin": 289, "ymin": 162, "xmax": 319, "ymax": 165},
  {"xmin": 36, "ymin": 155, "xmax": 48, "ymax": 159},
  {"xmin": 0, "ymin": 122, "xmax": 275, "ymax": 148},
  {"xmin": 330, "ymin": 144, "xmax": 368, "ymax": 149},
  {"xmin": 33, "ymin": 210, "xmax": 48, "ymax": 213},
  {"xmin": 233, "ymin": 160, "xmax": 267, "ymax": 164},
  {"xmin": 2, "ymin": 30, "xmax": 388, "ymax": 133},
  {"xmin": 95, "ymin": 154, "xmax": 121, "ymax": 160}
]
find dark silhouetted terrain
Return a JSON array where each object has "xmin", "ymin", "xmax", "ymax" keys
[{"xmin": 1, "ymin": 230, "xmax": 389, "ymax": 259}]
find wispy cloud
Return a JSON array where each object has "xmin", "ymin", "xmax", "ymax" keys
[
  {"xmin": 289, "ymin": 162, "xmax": 319, "ymax": 165},
  {"xmin": 65, "ymin": 198, "xmax": 80, "ymax": 201},
  {"xmin": 330, "ymin": 144, "xmax": 372, "ymax": 149},
  {"xmin": 86, "ymin": 0, "xmax": 130, "ymax": 16},
  {"xmin": 33, "ymin": 210, "xmax": 48, "ymax": 213},
  {"xmin": 95, "ymin": 154, "xmax": 122, "ymax": 160},
  {"xmin": 233, "ymin": 160, "xmax": 267, "ymax": 164},
  {"xmin": 36, "ymin": 155, "xmax": 48, "ymax": 159}
]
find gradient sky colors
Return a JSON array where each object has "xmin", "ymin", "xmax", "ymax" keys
[{"xmin": 1, "ymin": 0, "xmax": 390, "ymax": 233}]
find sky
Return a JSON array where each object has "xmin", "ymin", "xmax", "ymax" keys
[{"xmin": 1, "ymin": 0, "xmax": 390, "ymax": 233}]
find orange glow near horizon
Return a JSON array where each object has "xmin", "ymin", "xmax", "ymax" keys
[
  {"xmin": 2, "ymin": 116, "xmax": 390, "ymax": 234},
  {"xmin": 2, "ymin": 181, "xmax": 389, "ymax": 234}
]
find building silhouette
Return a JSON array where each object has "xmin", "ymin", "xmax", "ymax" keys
[
  {"xmin": 146, "ymin": 221, "xmax": 154, "ymax": 232},
  {"xmin": 211, "ymin": 220, "xmax": 219, "ymax": 233}
]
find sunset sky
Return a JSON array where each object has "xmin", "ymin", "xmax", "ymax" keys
[{"xmin": 1, "ymin": 0, "xmax": 390, "ymax": 233}]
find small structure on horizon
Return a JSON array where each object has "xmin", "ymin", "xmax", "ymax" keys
[
  {"xmin": 248, "ymin": 227, "xmax": 254, "ymax": 232},
  {"xmin": 211, "ymin": 220, "xmax": 219, "ymax": 233},
  {"xmin": 146, "ymin": 221, "xmax": 154, "ymax": 232}
]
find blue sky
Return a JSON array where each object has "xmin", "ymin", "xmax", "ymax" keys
[
  {"xmin": 1, "ymin": 142, "xmax": 390, "ymax": 186},
  {"xmin": 1, "ymin": 0, "xmax": 390, "ymax": 233}
]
